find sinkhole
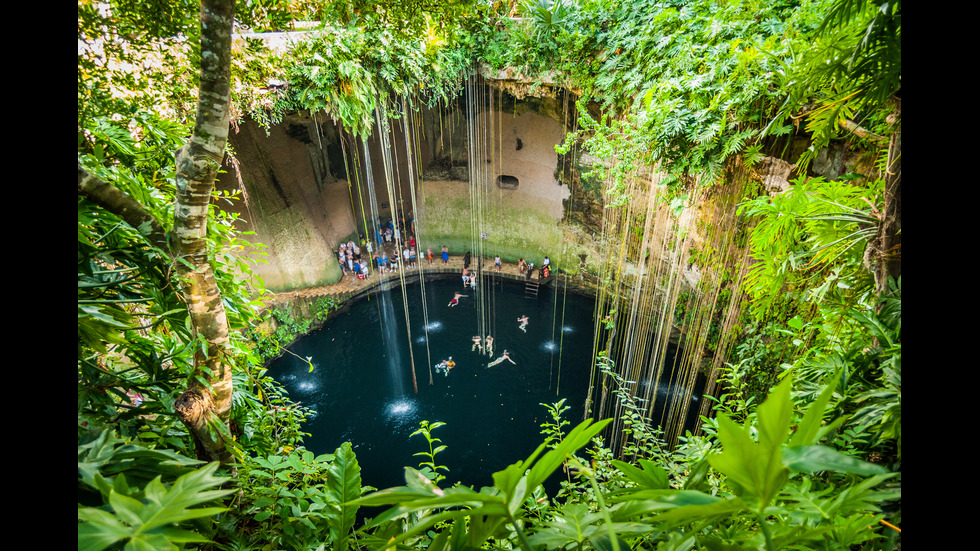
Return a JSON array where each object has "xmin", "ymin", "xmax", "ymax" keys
[{"xmin": 268, "ymin": 277, "xmax": 703, "ymax": 493}]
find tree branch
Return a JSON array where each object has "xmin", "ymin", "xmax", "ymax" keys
[{"xmin": 77, "ymin": 162, "xmax": 170, "ymax": 254}]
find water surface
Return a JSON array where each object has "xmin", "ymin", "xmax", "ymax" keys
[{"xmin": 268, "ymin": 277, "xmax": 597, "ymax": 491}]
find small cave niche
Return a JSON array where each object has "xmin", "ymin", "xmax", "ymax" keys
[
  {"xmin": 515, "ymin": 138, "xmax": 524, "ymax": 151},
  {"xmin": 496, "ymin": 174, "xmax": 520, "ymax": 190}
]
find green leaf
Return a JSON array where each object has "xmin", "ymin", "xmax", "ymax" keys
[
  {"xmin": 789, "ymin": 375, "xmax": 841, "ymax": 447},
  {"xmin": 612, "ymin": 458, "xmax": 669, "ymax": 490},
  {"xmin": 77, "ymin": 462, "xmax": 233, "ymax": 551},
  {"xmin": 782, "ymin": 445, "xmax": 889, "ymax": 476},
  {"xmin": 326, "ymin": 442, "xmax": 363, "ymax": 551}
]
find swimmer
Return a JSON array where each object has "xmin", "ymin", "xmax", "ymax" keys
[
  {"xmin": 518, "ymin": 315, "xmax": 529, "ymax": 332},
  {"xmin": 487, "ymin": 350, "xmax": 516, "ymax": 367},
  {"xmin": 448, "ymin": 292, "xmax": 466, "ymax": 307},
  {"xmin": 472, "ymin": 335, "xmax": 483, "ymax": 352},
  {"xmin": 485, "ymin": 335, "xmax": 494, "ymax": 357},
  {"xmin": 435, "ymin": 356, "xmax": 456, "ymax": 376}
]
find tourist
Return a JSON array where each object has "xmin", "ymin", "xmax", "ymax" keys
[
  {"xmin": 435, "ymin": 356, "xmax": 455, "ymax": 376},
  {"xmin": 518, "ymin": 315, "xmax": 529, "ymax": 332},
  {"xmin": 427, "ymin": 246, "xmax": 434, "ymax": 265},
  {"xmin": 542, "ymin": 265, "xmax": 550, "ymax": 278},
  {"xmin": 404, "ymin": 247, "xmax": 411, "ymax": 269},
  {"xmin": 462, "ymin": 268, "xmax": 470, "ymax": 287},
  {"xmin": 389, "ymin": 251, "xmax": 399, "ymax": 272},
  {"xmin": 410, "ymin": 247, "xmax": 417, "ymax": 267},
  {"xmin": 485, "ymin": 335, "xmax": 494, "ymax": 357},
  {"xmin": 339, "ymin": 248, "xmax": 347, "ymax": 274},
  {"xmin": 448, "ymin": 292, "xmax": 465, "ymax": 307},
  {"xmin": 518, "ymin": 258, "xmax": 527, "ymax": 276},
  {"xmin": 472, "ymin": 335, "xmax": 483, "ymax": 352},
  {"xmin": 487, "ymin": 350, "xmax": 516, "ymax": 367},
  {"xmin": 346, "ymin": 254, "xmax": 354, "ymax": 275},
  {"xmin": 384, "ymin": 226, "xmax": 392, "ymax": 243},
  {"xmin": 442, "ymin": 245, "xmax": 449, "ymax": 264},
  {"xmin": 494, "ymin": 255, "xmax": 501, "ymax": 272},
  {"xmin": 542, "ymin": 256, "xmax": 550, "ymax": 268}
]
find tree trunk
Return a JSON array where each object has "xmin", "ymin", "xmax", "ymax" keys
[
  {"xmin": 172, "ymin": 0, "xmax": 237, "ymax": 465},
  {"xmin": 876, "ymin": 116, "xmax": 901, "ymax": 297}
]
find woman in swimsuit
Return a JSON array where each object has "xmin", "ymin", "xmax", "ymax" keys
[{"xmin": 487, "ymin": 350, "xmax": 516, "ymax": 367}]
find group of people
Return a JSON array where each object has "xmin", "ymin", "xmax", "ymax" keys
[
  {"xmin": 517, "ymin": 255, "xmax": 552, "ymax": 279},
  {"xmin": 337, "ymin": 211, "xmax": 442, "ymax": 281},
  {"xmin": 337, "ymin": 239, "xmax": 371, "ymax": 279}
]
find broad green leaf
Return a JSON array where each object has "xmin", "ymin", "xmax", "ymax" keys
[
  {"xmin": 613, "ymin": 458, "xmax": 669, "ymax": 490},
  {"xmin": 327, "ymin": 442, "xmax": 363, "ymax": 551},
  {"xmin": 789, "ymin": 376, "xmax": 841, "ymax": 447},
  {"xmin": 782, "ymin": 445, "xmax": 889, "ymax": 476}
]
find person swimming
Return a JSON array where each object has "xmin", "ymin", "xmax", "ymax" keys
[
  {"xmin": 471, "ymin": 335, "xmax": 484, "ymax": 352},
  {"xmin": 435, "ymin": 356, "xmax": 456, "ymax": 376},
  {"xmin": 487, "ymin": 350, "xmax": 516, "ymax": 367},
  {"xmin": 484, "ymin": 335, "xmax": 494, "ymax": 357},
  {"xmin": 518, "ymin": 315, "xmax": 529, "ymax": 332},
  {"xmin": 448, "ymin": 292, "xmax": 466, "ymax": 307}
]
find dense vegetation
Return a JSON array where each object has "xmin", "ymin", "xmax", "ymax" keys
[{"xmin": 78, "ymin": 1, "xmax": 900, "ymax": 549}]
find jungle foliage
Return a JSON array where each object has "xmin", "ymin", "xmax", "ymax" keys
[{"xmin": 78, "ymin": 0, "xmax": 899, "ymax": 549}]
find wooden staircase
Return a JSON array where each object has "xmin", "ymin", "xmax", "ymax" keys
[{"xmin": 524, "ymin": 278, "xmax": 540, "ymax": 298}]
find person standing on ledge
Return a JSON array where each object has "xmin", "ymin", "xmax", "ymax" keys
[
  {"xmin": 494, "ymin": 255, "xmax": 501, "ymax": 272},
  {"xmin": 442, "ymin": 245, "xmax": 449, "ymax": 265}
]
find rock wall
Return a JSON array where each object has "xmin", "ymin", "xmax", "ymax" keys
[
  {"xmin": 216, "ymin": 113, "xmax": 356, "ymax": 291},
  {"xmin": 218, "ymin": 80, "xmax": 582, "ymax": 292}
]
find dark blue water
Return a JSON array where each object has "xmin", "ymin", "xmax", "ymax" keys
[{"xmin": 268, "ymin": 277, "xmax": 597, "ymax": 492}]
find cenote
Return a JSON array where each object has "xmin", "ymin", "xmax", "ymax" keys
[{"xmin": 268, "ymin": 276, "xmax": 702, "ymax": 493}]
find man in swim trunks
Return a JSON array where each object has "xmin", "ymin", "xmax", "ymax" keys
[{"xmin": 442, "ymin": 245, "xmax": 449, "ymax": 264}]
